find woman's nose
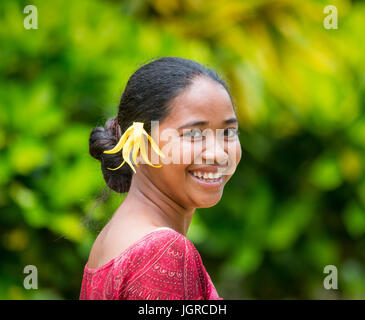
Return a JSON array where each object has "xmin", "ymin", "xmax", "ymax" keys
[{"xmin": 201, "ymin": 134, "xmax": 229, "ymax": 166}]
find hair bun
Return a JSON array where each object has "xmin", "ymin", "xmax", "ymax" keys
[{"xmin": 89, "ymin": 118, "xmax": 133, "ymax": 193}]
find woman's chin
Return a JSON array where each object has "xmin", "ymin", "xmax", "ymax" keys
[{"xmin": 194, "ymin": 195, "xmax": 222, "ymax": 208}]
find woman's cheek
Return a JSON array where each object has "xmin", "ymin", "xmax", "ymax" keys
[
  {"xmin": 159, "ymin": 136, "xmax": 183, "ymax": 165},
  {"xmin": 236, "ymin": 141, "xmax": 242, "ymax": 165},
  {"xmin": 225, "ymin": 140, "xmax": 241, "ymax": 176},
  {"xmin": 180, "ymin": 140, "xmax": 195, "ymax": 165}
]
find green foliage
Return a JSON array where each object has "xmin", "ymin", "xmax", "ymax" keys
[{"xmin": 1, "ymin": 0, "xmax": 364, "ymax": 299}]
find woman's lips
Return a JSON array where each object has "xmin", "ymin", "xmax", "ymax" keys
[{"xmin": 188, "ymin": 171, "xmax": 223, "ymax": 189}]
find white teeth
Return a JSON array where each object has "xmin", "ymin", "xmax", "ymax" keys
[{"xmin": 190, "ymin": 171, "xmax": 222, "ymax": 181}]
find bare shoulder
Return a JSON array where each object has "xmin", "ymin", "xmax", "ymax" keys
[{"xmin": 86, "ymin": 223, "xmax": 179, "ymax": 269}]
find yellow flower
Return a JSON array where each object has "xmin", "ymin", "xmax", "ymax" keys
[{"xmin": 103, "ymin": 122, "xmax": 165, "ymax": 173}]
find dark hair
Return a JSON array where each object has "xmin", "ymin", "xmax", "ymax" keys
[{"xmin": 89, "ymin": 56, "xmax": 232, "ymax": 194}]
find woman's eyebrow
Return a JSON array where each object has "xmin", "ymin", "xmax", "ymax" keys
[
  {"xmin": 178, "ymin": 118, "xmax": 238, "ymax": 129},
  {"xmin": 178, "ymin": 121, "xmax": 208, "ymax": 129},
  {"xmin": 224, "ymin": 117, "xmax": 239, "ymax": 125}
]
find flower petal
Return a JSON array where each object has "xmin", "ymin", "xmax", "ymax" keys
[
  {"xmin": 143, "ymin": 129, "xmax": 165, "ymax": 158},
  {"xmin": 140, "ymin": 132, "xmax": 162, "ymax": 168},
  {"xmin": 103, "ymin": 125, "xmax": 133, "ymax": 154},
  {"xmin": 122, "ymin": 135, "xmax": 136, "ymax": 173},
  {"xmin": 132, "ymin": 134, "xmax": 142, "ymax": 167},
  {"xmin": 106, "ymin": 160, "xmax": 126, "ymax": 171}
]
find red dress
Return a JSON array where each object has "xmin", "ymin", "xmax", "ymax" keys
[{"xmin": 79, "ymin": 227, "xmax": 223, "ymax": 300}]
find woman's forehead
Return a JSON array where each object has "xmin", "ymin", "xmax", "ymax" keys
[{"xmin": 163, "ymin": 78, "xmax": 235, "ymax": 126}]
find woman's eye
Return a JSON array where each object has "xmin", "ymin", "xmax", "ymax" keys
[
  {"xmin": 224, "ymin": 128, "xmax": 239, "ymax": 138},
  {"xmin": 183, "ymin": 129, "xmax": 203, "ymax": 139}
]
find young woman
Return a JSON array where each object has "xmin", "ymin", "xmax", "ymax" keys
[{"xmin": 80, "ymin": 57, "xmax": 242, "ymax": 300}]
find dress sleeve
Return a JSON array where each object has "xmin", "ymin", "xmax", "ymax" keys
[{"xmin": 117, "ymin": 232, "xmax": 218, "ymax": 300}]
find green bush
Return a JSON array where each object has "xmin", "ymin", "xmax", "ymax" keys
[{"xmin": 0, "ymin": 0, "xmax": 364, "ymax": 299}]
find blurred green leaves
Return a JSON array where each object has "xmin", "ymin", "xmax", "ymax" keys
[
  {"xmin": 309, "ymin": 153, "xmax": 342, "ymax": 190},
  {"xmin": 0, "ymin": 0, "xmax": 364, "ymax": 299},
  {"xmin": 343, "ymin": 201, "xmax": 365, "ymax": 239}
]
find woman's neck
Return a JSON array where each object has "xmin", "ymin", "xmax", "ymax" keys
[{"xmin": 114, "ymin": 173, "xmax": 195, "ymax": 236}]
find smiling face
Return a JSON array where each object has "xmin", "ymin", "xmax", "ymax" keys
[{"xmin": 141, "ymin": 76, "xmax": 242, "ymax": 209}]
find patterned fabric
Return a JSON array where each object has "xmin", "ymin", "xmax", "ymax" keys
[{"xmin": 79, "ymin": 227, "xmax": 223, "ymax": 300}]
